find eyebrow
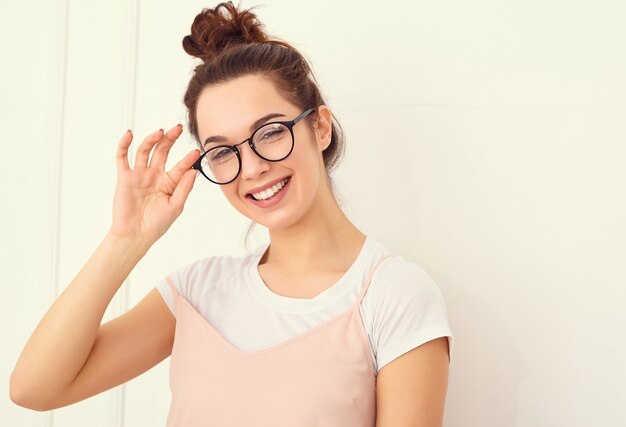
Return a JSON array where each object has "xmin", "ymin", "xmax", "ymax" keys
[{"xmin": 203, "ymin": 112, "xmax": 287, "ymax": 148}]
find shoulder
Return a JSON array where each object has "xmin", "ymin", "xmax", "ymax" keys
[
  {"xmin": 170, "ymin": 251, "xmax": 257, "ymax": 293},
  {"xmin": 172, "ymin": 253, "xmax": 248, "ymax": 282},
  {"xmin": 155, "ymin": 250, "xmax": 259, "ymax": 313},
  {"xmin": 369, "ymin": 255, "xmax": 445, "ymax": 305},
  {"xmin": 362, "ymin": 254, "xmax": 454, "ymax": 372}
]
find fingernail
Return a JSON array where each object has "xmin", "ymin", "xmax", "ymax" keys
[
  {"xmin": 177, "ymin": 123, "xmax": 183, "ymax": 129},
  {"xmin": 158, "ymin": 128, "xmax": 164, "ymax": 133},
  {"xmin": 126, "ymin": 129, "xmax": 131, "ymax": 134}
]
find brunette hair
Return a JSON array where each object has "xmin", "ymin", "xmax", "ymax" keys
[
  {"xmin": 183, "ymin": 1, "xmax": 345, "ymax": 244},
  {"xmin": 181, "ymin": 2, "xmax": 345, "ymax": 247}
]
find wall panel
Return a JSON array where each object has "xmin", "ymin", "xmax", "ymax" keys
[{"xmin": 2, "ymin": 1, "xmax": 625, "ymax": 426}]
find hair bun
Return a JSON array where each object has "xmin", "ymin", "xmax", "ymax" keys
[{"xmin": 182, "ymin": 1, "xmax": 269, "ymax": 62}]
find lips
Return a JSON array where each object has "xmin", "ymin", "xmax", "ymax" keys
[
  {"xmin": 245, "ymin": 175, "xmax": 292, "ymax": 197},
  {"xmin": 245, "ymin": 175, "xmax": 292, "ymax": 207}
]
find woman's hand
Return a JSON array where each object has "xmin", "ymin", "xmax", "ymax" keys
[
  {"xmin": 109, "ymin": 124, "xmax": 201, "ymax": 246},
  {"xmin": 10, "ymin": 126, "xmax": 197, "ymax": 409}
]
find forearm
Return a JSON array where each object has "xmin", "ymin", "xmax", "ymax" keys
[{"xmin": 10, "ymin": 232, "xmax": 150, "ymax": 404}]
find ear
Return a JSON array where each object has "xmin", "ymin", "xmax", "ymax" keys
[{"xmin": 313, "ymin": 105, "xmax": 333, "ymax": 152}]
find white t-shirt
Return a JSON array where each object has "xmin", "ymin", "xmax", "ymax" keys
[{"xmin": 155, "ymin": 234, "xmax": 455, "ymax": 375}]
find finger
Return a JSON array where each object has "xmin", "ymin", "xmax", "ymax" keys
[
  {"xmin": 116, "ymin": 130, "xmax": 133, "ymax": 173},
  {"xmin": 170, "ymin": 168, "xmax": 198, "ymax": 213},
  {"xmin": 134, "ymin": 129, "xmax": 164, "ymax": 168},
  {"xmin": 149, "ymin": 123, "xmax": 183, "ymax": 169},
  {"xmin": 166, "ymin": 148, "xmax": 202, "ymax": 183}
]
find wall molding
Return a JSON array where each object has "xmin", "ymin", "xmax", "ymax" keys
[
  {"xmin": 43, "ymin": 0, "xmax": 69, "ymax": 425},
  {"xmin": 112, "ymin": 1, "xmax": 141, "ymax": 426}
]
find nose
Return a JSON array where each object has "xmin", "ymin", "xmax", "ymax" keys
[{"xmin": 238, "ymin": 141, "xmax": 270, "ymax": 180}]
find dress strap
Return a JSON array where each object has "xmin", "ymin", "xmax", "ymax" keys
[
  {"xmin": 355, "ymin": 254, "xmax": 395, "ymax": 307},
  {"xmin": 165, "ymin": 277, "xmax": 179, "ymax": 316},
  {"xmin": 166, "ymin": 276, "xmax": 179, "ymax": 297}
]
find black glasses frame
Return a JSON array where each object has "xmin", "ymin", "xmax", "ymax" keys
[{"xmin": 193, "ymin": 108, "xmax": 316, "ymax": 185}]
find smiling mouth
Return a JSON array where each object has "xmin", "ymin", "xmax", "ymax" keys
[{"xmin": 247, "ymin": 177, "xmax": 291, "ymax": 201}]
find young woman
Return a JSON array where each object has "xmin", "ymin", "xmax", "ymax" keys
[{"xmin": 11, "ymin": 2, "xmax": 454, "ymax": 426}]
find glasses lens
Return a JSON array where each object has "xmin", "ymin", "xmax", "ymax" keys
[
  {"xmin": 200, "ymin": 145, "xmax": 239, "ymax": 184},
  {"xmin": 252, "ymin": 123, "xmax": 293, "ymax": 161}
]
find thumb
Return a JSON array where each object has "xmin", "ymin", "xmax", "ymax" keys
[{"xmin": 170, "ymin": 168, "xmax": 197, "ymax": 212}]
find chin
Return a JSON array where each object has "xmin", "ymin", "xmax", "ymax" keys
[
  {"xmin": 250, "ymin": 210, "xmax": 303, "ymax": 230},
  {"xmin": 234, "ymin": 199, "xmax": 309, "ymax": 231},
  {"xmin": 230, "ymin": 176, "xmax": 317, "ymax": 229}
]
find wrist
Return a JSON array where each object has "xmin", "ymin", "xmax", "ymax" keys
[{"xmin": 104, "ymin": 231, "xmax": 153, "ymax": 257}]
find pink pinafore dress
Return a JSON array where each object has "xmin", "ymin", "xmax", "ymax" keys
[{"xmin": 164, "ymin": 254, "xmax": 394, "ymax": 426}]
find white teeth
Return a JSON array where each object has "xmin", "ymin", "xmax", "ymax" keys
[{"xmin": 251, "ymin": 178, "xmax": 289, "ymax": 201}]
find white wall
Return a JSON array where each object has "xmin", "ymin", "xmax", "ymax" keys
[{"xmin": 1, "ymin": 0, "xmax": 624, "ymax": 426}]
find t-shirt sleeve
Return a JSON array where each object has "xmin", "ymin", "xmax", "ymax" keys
[
  {"xmin": 155, "ymin": 275, "xmax": 178, "ymax": 317},
  {"xmin": 371, "ymin": 256, "xmax": 455, "ymax": 372},
  {"xmin": 154, "ymin": 256, "xmax": 216, "ymax": 318}
]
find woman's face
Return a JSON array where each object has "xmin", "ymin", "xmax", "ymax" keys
[{"xmin": 195, "ymin": 74, "xmax": 331, "ymax": 230}]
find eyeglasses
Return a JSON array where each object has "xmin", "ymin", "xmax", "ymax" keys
[{"xmin": 192, "ymin": 108, "xmax": 316, "ymax": 185}]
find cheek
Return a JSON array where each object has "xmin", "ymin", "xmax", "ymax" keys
[
  {"xmin": 221, "ymin": 185, "xmax": 240, "ymax": 204},
  {"xmin": 291, "ymin": 130, "xmax": 321, "ymax": 167},
  {"xmin": 288, "ymin": 145, "xmax": 324, "ymax": 197}
]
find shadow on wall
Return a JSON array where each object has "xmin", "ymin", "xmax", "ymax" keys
[{"xmin": 440, "ymin": 278, "xmax": 526, "ymax": 427}]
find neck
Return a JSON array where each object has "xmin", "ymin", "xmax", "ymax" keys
[{"xmin": 261, "ymin": 174, "xmax": 365, "ymax": 274}]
